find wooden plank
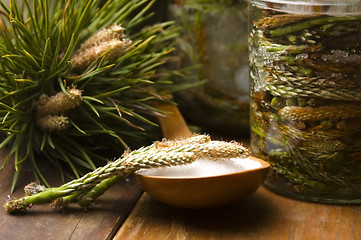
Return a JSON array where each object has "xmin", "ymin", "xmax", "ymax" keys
[
  {"xmin": 114, "ymin": 187, "xmax": 361, "ymax": 240},
  {"xmin": 0, "ymin": 150, "xmax": 142, "ymax": 240}
]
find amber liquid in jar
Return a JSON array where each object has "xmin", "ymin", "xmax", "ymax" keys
[{"xmin": 249, "ymin": 1, "xmax": 361, "ymax": 203}]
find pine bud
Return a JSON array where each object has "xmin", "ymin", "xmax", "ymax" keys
[
  {"xmin": 36, "ymin": 87, "xmax": 83, "ymax": 116},
  {"xmin": 37, "ymin": 115, "xmax": 70, "ymax": 131},
  {"xmin": 71, "ymin": 24, "xmax": 132, "ymax": 71},
  {"xmin": 79, "ymin": 24, "xmax": 125, "ymax": 50}
]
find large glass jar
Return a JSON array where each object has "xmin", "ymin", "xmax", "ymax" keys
[
  {"xmin": 169, "ymin": 0, "xmax": 250, "ymax": 135},
  {"xmin": 249, "ymin": 0, "xmax": 361, "ymax": 203}
]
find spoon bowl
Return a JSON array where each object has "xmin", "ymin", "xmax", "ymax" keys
[{"xmin": 135, "ymin": 156, "xmax": 270, "ymax": 209}]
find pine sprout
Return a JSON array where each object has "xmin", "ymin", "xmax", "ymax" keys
[{"xmin": 4, "ymin": 135, "xmax": 249, "ymax": 213}]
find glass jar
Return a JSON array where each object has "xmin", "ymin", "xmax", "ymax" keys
[
  {"xmin": 248, "ymin": 0, "xmax": 361, "ymax": 203},
  {"xmin": 169, "ymin": 0, "xmax": 250, "ymax": 135}
]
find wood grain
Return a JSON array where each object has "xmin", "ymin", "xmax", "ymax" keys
[
  {"xmin": 114, "ymin": 187, "xmax": 361, "ymax": 240},
  {"xmin": 0, "ymin": 150, "xmax": 142, "ymax": 240}
]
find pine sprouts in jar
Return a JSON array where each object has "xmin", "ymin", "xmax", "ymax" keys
[{"xmin": 248, "ymin": 0, "xmax": 361, "ymax": 203}]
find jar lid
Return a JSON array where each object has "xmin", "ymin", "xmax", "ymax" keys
[{"xmin": 248, "ymin": 0, "xmax": 361, "ymax": 15}]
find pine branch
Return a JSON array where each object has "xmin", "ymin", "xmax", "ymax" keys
[
  {"xmin": 0, "ymin": 0, "xmax": 194, "ymax": 190},
  {"xmin": 4, "ymin": 135, "xmax": 249, "ymax": 212}
]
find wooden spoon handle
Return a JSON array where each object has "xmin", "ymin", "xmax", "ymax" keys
[{"xmin": 156, "ymin": 104, "xmax": 192, "ymax": 140}]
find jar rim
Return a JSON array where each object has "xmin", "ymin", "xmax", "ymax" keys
[{"xmin": 248, "ymin": 0, "xmax": 361, "ymax": 15}]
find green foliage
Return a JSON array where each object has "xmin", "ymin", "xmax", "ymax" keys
[{"xmin": 0, "ymin": 0, "xmax": 188, "ymax": 191}]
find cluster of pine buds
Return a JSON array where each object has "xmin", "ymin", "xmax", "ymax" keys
[
  {"xmin": 35, "ymin": 24, "xmax": 131, "ymax": 131},
  {"xmin": 70, "ymin": 24, "xmax": 132, "ymax": 71}
]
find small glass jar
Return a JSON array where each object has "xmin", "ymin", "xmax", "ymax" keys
[
  {"xmin": 248, "ymin": 0, "xmax": 361, "ymax": 203},
  {"xmin": 169, "ymin": 0, "xmax": 250, "ymax": 135}
]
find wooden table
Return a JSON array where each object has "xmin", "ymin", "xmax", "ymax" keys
[{"xmin": 0, "ymin": 149, "xmax": 360, "ymax": 240}]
